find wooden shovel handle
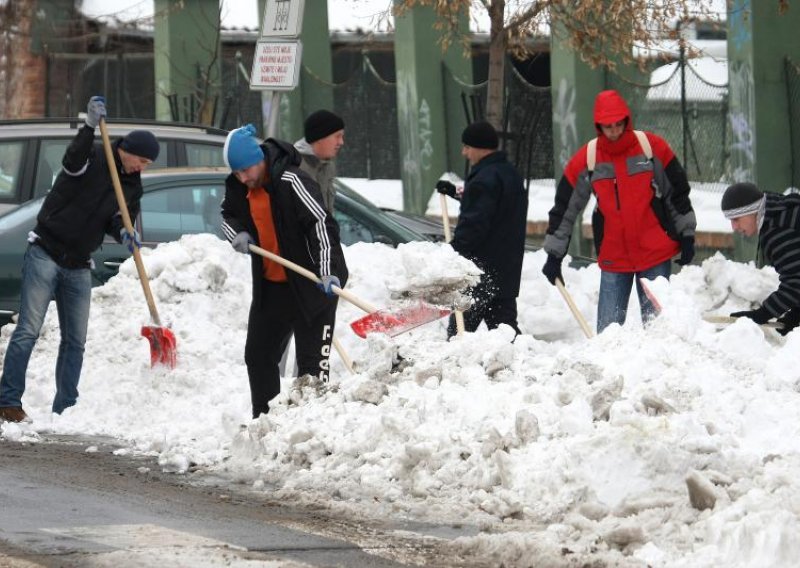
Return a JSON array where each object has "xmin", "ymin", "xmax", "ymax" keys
[
  {"xmin": 556, "ymin": 279, "xmax": 594, "ymax": 338},
  {"xmin": 702, "ymin": 314, "xmax": 782, "ymax": 329},
  {"xmin": 98, "ymin": 119, "xmax": 162, "ymax": 327},
  {"xmin": 439, "ymin": 193, "xmax": 465, "ymax": 335},
  {"xmin": 248, "ymin": 244, "xmax": 378, "ymax": 313}
]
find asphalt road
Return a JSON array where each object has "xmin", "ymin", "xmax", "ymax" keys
[{"xmin": 0, "ymin": 436, "xmax": 485, "ymax": 568}]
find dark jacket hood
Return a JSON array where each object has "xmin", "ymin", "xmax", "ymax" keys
[{"xmin": 263, "ymin": 138, "xmax": 302, "ymax": 180}]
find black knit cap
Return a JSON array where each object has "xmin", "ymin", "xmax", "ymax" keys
[
  {"xmin": 721, "ymin": 182, "xmax": 764, "ymax": 219},
  {"xmin": 304, "ymin": 110, "xmax": 345, "ymax": 143},
  {"xmin": 461, "ymin": 121, "xmax": 498, "ymax": 149},
  {"xmin": 120, "ymin": 130, "xmax": 160, "ymax": 161}
]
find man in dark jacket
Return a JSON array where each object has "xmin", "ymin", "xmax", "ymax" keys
[
  {"xmin": 723, "ymin": 182, "xmax": 800, "ymax": 335},
  {"xmin": 221, "ymin": 124, "xmax": 348, "ymax": 418},
  {"xmin": 541, "ymin": 89, "xmax": 696, "ymax": 333},
  {"xmin": 0, "ymin": 96, "xmax": 159, "ymax": 423},
  {"xmin": 436, "ymin": 121, "xmax": 527, "ymax": 338}
]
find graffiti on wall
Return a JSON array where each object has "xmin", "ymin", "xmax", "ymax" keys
[
  {"xmin": 553, "ymin": 78, "xmax": 578, "ymax": 170},
  {"xmin": 397, "ymin": 70, "xmax": 423, "ymax": 199},
  {"xmin": 417, "ymin": 99, "xmax": 434, "ymax": 171},
  {"xmin": 728, "ymin": 59, "xmax": 755, "ymax": 182}
]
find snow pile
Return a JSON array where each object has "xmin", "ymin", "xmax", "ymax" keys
[{"xmin": 2, "ymin": 234, "xmax": 800, "ymax": 567}]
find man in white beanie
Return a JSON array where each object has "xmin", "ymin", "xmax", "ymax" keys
[
  {"xmin": 722, "ymin": 182, "xmax": 800, "ymax": 335},
  {"xmin": 220, "ymin": 124, "xmax": 348, "ymax": 418}
]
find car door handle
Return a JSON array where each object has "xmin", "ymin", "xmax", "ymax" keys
[{"xmin": 103, "ymin": 260, "xmax": 123, "ymax": 268}]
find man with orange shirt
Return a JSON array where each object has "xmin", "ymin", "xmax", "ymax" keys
[
  {"xmin": 221, "ymin": 124, "xmax": 348, "ymax": 418},
  {"xmin": 542, "ymin": 90, "xmax": 696, "ymax": 333}
]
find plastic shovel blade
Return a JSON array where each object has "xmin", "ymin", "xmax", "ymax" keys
[
  {"xmin": 350, "ymin": 302, "xmax": 452, "ymax": 338},
  {"xmin": 141, "ymin": 325, "xmax": 178, "ymax": 368}
]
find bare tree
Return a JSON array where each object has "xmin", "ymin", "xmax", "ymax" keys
[
  {"xmin": 392, "ymin": 0, "xmax": 722, "ymax": 130},
  {"xmin": 0, "ymin": 0, "xmax": 38, "ymax": 119}
]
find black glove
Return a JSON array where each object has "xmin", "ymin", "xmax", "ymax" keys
[
  {"xmin": 777, "ymin": 308, "xmax": 800, "ymax": 336},
  {"xmin": 435, "ymin": 180, "xmax": 457, "ymax": 199},
  {"xmin": 677, "ymin": 235, "xmax": 695, "ymax": 266},
  {"xmin": 541, "ymin": 254, "xmax": 563, "ymax": 286},
  {"xmin": 730, "ymin": 306, "xmax": 772, "ymax": 325}
]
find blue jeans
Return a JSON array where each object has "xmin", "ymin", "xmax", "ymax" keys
[
  {"xmin": 0, "ymin": 244, "xmax": 91, "ymax": 414},
  {"xmin": 597, "ymin": 260, "xmax": 671, "ymax": 334}
]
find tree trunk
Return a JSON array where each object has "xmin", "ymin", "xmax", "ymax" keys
[
  {"xmin": 0, "ymin": 0, "xmax": 39, "ymax": 119},
  {"xmin": 485, "ymin": 0, "xmax": 506, "ymax": 130}
]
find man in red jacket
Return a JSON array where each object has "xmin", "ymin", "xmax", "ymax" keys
[{"xmin": 541, "ymin": 90, "xmax": 696, "ymax": 333}]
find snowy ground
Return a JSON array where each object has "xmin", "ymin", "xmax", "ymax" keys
[{"xmin": 2, "ymin": 232, "xmax": 799, "ymax": 567}]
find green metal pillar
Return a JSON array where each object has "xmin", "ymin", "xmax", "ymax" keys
[
  {"xmin": 394, "ymin": 2, "xmax": 471, "ymax": 215},
  {"xmin": 153, "ymin": 0, "xmax": 222, "ymax": 125},
  {"xmin": 549, "ymin": 25, "xmax": 605, "ymax": 258},
  {"xmin": 727, "ymin": 0, "xmax": 800, "ymax": 261}
]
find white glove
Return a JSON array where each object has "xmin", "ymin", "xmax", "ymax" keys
[{"xmin": 86, "ymin": 96, "xmax": 107, "ymax": 128}]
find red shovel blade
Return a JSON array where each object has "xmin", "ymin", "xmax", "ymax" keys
[
  {"xmin": 141, "ymin": 326, "xmax": 178, "ymax": 368},
  {"xmin": 350, "ymin": 302, "xmax": 451, "ymax": 338},
  {"xmin": 638, "ymin": 278, "xmax": 663, "ymax": 315}
]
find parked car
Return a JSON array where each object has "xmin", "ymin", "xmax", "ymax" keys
[
  {"xmin": 0, "ymin": 168, "xmax": 429, "ymax": 325},
  {"xmin": 0, "ymin": 118, "xmax": 229, "ymax": 215}
]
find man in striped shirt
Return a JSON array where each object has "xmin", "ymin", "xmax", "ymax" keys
[{"xmin": 723, "ymin": 182, "xmax": 800, "ymax": 335}]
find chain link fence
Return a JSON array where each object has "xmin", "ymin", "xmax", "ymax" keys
[{"xmin": 607, "ymin": 53, "xmax": 730, "ymax": 193}]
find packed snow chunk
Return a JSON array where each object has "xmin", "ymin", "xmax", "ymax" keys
[{"xmin": 383, "ymin": 241, "xmax": 481, "ymax": 306}]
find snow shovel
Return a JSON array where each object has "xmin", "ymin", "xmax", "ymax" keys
[
  {"xmin": 702, "ymin": 314, "xmax": 783, "ymax": 330},
  {"xmin": 638, "ymin": 277, "xmax": 663, "ymax": 316},
  {"xmin": 555, "ymin": 279, "xmax": 594, "ymax": 339},
  {"xmin": 99, "ymin": 119, "xmax": 177, "ymax": 368},
  {"xmin": 439, "ymin": 193, "xmax": 466, "ymax": 335},
  {"xmin": 248, "ymin": 245, "xmax": 450, "ymax": 338}
]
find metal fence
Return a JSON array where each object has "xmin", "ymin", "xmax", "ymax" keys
[
  {"xmin": 607, "ymin": 53, "xmax": 730, "ymax": 192},
  {"xmin": 441, "ymin": 60, "xmax": 554, "ymax": 184}
]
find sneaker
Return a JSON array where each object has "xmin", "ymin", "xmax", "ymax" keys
[{"xmin": 0, "ymin": 406, "xmax": 30, "ymax": 423}]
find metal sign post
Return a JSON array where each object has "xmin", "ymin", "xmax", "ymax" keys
[{"xmin": 254, "ymin": 0, "xmax": 306, "ymax": 138}]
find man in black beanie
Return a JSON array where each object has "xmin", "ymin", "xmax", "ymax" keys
[
  {"xmin": 0, "ymin": 96, "xmax": 159, "ymax": 423},
  {"xmin": 294, "ymin": 109, "xmax": 345, "ymax": 213},
  {"xmin": 436, "ymin": 120, "xmax": 527, "ymax": 338},
  {"xmin": 722, "ymin": 182, "xmax": 800, "ymax": 335}
]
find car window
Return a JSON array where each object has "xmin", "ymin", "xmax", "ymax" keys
[
  {"xmin": 139, "ymin": 184, "xmax": 224, "ymax": 242},
  {"xmin": 0, "ymin": 141, "xmax": 24, "ymax": 201},
  {"xmin": 333, "ymin": 208, "xmax": 377, "ymax": 246},
  {"xmin": 185, "ymin": 142, "xmax": 226, "ymax": 167},
  {"xmin": 35, "ymin": 140, "xmax": 68, "ymax": 198}
]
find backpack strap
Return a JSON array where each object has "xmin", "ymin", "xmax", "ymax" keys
[
  {"xmin": 633, "ymin": 130, "xmax": 652, "ymax": 159},
  {"xmin": 587, "ymin": 137, "xmax": 598, "ymax": 173}
]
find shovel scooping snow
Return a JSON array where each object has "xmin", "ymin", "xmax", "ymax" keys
[{"xmin": 248, "ymin": 245, "xmax": 451, "ymax": 338}]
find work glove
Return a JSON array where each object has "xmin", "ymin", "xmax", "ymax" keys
[
  {"xmin": 435, "ymin": 180, "xmax": 457, "ymax": 199},
  {"xmin": 777, "ymin": 308, "xmax": 800, "ymax": 336},
  {"xmin": 676, "ymin": 235, "xmax": 695, "ymax": 266},
  {"xmin": 119, "ymin": 227, "xmax": 141, "ymax": 253},
  {"xmin": 85, "ymin": 95, "xmax": 107, "ymax": 129},
  {"xmin": 541, "ymin": 254, "xmax": 563, "ymax": 286},
  {"xmin": 231, "ymin": 231, "xmax": 254, "ymax": 254},
  {"xmin": 730, "ymin": 306, "xmax": 772, "ymax": 325},
  {"xmin": 318, "ymin": 275, "xmax": 341, "ymax": 297}
]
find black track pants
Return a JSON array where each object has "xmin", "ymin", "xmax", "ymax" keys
[{"xmin": 245, "ymin": 279, "xmax": 337, "ymax": 418}]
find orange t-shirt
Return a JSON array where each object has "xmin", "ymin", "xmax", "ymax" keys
[{"xmin": 247, "ymin": 187, "xmax": 287, "ymax": 282}]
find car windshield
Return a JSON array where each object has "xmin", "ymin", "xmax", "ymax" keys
[{"xmin": 334, "ymin": 180, "xmax": 426, "ymax": 242}]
